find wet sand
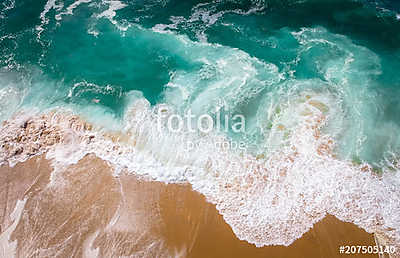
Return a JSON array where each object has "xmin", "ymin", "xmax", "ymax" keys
[{"xmin": 0, "ymin": 154, "xmax": 379, "ymax": 257}]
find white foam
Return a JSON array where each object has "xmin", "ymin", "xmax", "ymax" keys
[
  {"xmin": 153, "ymin": 16, "xmax": 184, "ymax": 33},
  {"xmin": 97, "ymin": 0, "xmax": 126, "ymax": 20},
  {"xmin": 51, "ymin": 0, "xmax": 129, "ymax": 35},
  {"xmin": 55, "ymin": 0, "xmax": 92, "ymax": 21},
  {"xmin": 83, "ymin": 231, "xmax": 100, "ymax": 258},
  {"xmin": 2, "ymin": 92, "xmax": 399, "ymax": 247},
  {"xmin": 87, "ymin": 25, "xmax": 100, "ymax": 37},
  {"xmin": 151, "ymin": 1, "xmax": 265, "ymax": 41},
  {"xmin": 1, "ymin": 0, "xmax": 15, "ymax": 13},
  {"xmin": 96, "ymin": 0, "xmax": 128, "ymax": 31},
  {"xmin": 0, "ymin": 86, "xmax": 24, "ymax": 121},
  {"xmin": 0, "ymin": 70, "xmax": 27, "ymax": 122},
  {"xmin": 36, "ymin": 0, "xmax": 63, "ymax": 38},
  {"xmin": 0, "ymin": 199, "xmax": 26, "ymax": 258}
]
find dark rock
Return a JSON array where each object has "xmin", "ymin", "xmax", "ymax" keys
[
  {"xmin": 21, "ymin": 121, "xmax": 28, "ymax": 129},
  {"xmin": 14, "ymin": 148, "xmax": 23, "ymax": 155}
]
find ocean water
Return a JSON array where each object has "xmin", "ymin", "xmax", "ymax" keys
[{"xmin": 1, "ymin": 0, "xmax": 400, "ymax": 247}]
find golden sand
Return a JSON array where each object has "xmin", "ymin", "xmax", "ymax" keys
[{"xmin": 0, "ymin": 155, "xmax": 379, "ymax": 257}]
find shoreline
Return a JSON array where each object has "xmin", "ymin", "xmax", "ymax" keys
[
  {"xmin": 0, "ymin": 154, "xmax": 382, "ymax": 257},
  {"xmin": 0, "ymin": 110, "xmax": 399, "ymax": 256}
]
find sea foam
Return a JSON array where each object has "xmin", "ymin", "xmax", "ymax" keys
[{"xmin": 1, "ymin": 95, "xmax": 399, "ymax": 248}]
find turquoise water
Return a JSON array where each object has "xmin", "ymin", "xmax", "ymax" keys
[{"xmin": 1, "ymin": 0, "xmax": 400, "ymax": 167}]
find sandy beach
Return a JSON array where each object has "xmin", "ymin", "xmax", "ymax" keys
[{"xmin": 0, "ymin": 154, "xmax": 380, "ymax": 257}]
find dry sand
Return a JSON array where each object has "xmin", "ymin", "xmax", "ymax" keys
[{"xmin": 0, "ymin": 154, "xmax": 379, "ymax": 257}]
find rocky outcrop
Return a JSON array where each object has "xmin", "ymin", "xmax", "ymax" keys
[{"xmin": 0, "ymin": 112, "xmax": 95, "ymax": 166}]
